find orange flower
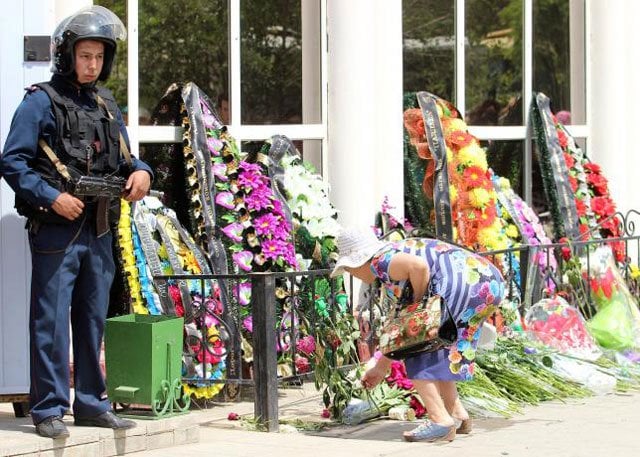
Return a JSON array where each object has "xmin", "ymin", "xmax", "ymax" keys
[
  {"xmin": 404, "ymin": 109, "xmax": 425, "ymax": 138},
  {"xmin": 447, "ymin": 130, "xmax": 474, "ymax": 148},
  {"xmin": 462, "ymin": 165, "xmax": 487, "ymax": 189},
  {"xmin": 475, "ymin": 205, "xmax": 497, "ymax": 228}
]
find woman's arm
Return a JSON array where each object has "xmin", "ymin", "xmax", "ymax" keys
[{"xmin": 387, "ymin": 253, "xmax": 430, "ymax": 302}]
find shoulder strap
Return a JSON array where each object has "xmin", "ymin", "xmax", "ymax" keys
[
  {"xmin": 95, "ymin": 90, "xmax": 133, "ymax": 167},
  {"xmin": 38, "ymin": 139, "xmax": 72, "ymax": 181}
]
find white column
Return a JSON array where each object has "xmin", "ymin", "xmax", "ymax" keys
[
  {"xmin": 588, "ymin": 0, "xmax": 639, "ymax": 217},
  {"xmin": 327, "ymin": 0, "xmax": 404, "ymax": 229}
]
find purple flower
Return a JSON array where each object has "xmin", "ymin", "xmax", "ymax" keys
[
  {"xmin": 242, "ymin": 316, "xmax": 253, "ymax": 333},
  {"xmin": 239, "ymin": 162, "xmax": 262, "ymax": 174},
  {"xmin": 272, "ymin": 218, "xmax": 291, "ymax": 240},
  {"xmin": 261, "ymin": 238, "xmax": 284, "ymax": 261},
  {"xmin": 238, "ymin": 170, "xmax": 268, "ymax": 191},
  {"xmin": 232, "ymin": 251, "xmax": 253, "ymax": 272},
  {"xmin": 215, "ymin": 192, "xmax": 235, "ymax": 209},
  {"xmin": 207, "ymin": 136, "xmax": 223, "ymax": 156},
  {"xmin": 233, "ymin": 282, "xmax": 252, "ymax": 306},
  {"xmin": 245, "ymin": 187, "xmax": 272, "ymax": 211},
  {"xmin": 222, "ymin": 222, "xmax": 244, "ymax": 242},
  {"xmin": 254, "ymin": 213, "xmax": 280, "ymax": 236}
]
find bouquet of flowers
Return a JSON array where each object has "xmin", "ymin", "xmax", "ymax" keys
[
  {"xmin": 582, "ymin": 246, "xmax": 640, "ymax": 350},
  {"xmin": 524, "ymin": 296, "xmax": 601, "ymax": 360}
]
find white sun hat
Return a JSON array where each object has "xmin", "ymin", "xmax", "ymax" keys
[{"xmin": 330, "ymin": 227, "xmax": 386, "ymax": 278}]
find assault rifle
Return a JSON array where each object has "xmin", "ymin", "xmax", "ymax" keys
[{"xmin": 71, "ymin": 175, "xmax": 163, "ymax": 199}]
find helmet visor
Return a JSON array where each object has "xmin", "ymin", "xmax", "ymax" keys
[{"xmin": 53, "ymin": 5, "xmax": 126, "ymax": 45}]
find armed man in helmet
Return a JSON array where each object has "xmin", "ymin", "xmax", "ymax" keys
[{"xmin": 0, "ymin": 6, "xmax": 151, "ymax": 438}]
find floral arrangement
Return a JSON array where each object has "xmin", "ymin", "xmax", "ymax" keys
[
  {"xmin": 116, "ymin": 199, "xmax": 149, "ymax": 315},
  {"xmin": 552, "ymin": 116, "xmax": 624, "ymax": 261},
  {"xmin": 276, "ymin": 141, "xmax": 341, "ymax": 269},
  {"xmin": 115, "ymin": 197, "xmax": 228, "ymax": 399},
  {"xmin": 493, "ymin": 175, "xmax": 557, "ymax": 291},
  {"xmin": 403, "ymin": 95, "xmax": 515, "ymax": 254}
]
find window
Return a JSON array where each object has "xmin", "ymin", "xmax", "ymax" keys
[
  {"xmin": 402, "ymin": 0, "xmax": 587, "ymax": 203},
  {"xmin": 96, "ymin": 0, "xmax": 327, "ymax": 173}
]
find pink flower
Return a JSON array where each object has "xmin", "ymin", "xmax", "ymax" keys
[
  {"xmin": 233, "ymin": 281, "xmax": 252, "ymax": 306},
  {"xmin": 238, "ymin": 170, "xmax": 269, "ymax": 191},
  {"xmin": 207, "ymin": 136, "xmax": 223, "ymax": 155},
  {"xmin": 261, "ymin": 238, "xmax": 285, "ymax": 260},
  {"xmin": 215, "ymin": 192, "xmax": 235, "ymax": 210},
  {"xmin": 213, "ymin": 162, "xmax": 228, "ymax": 181},
  {"xmin": 245, "ymin": 187, "xmax": 272, "ymax": 211},
  {"xmin": 296, "ymin": 335, "xmax": 316, "ymax": 355},
  {"xmin": 242, "ymin": 316, "xmax": 253, "ymax": 333},
  {"xmin": 294, "ymin": 355, "xmax": 310, "ymax": 373},
  {"xmin": 222, "ymin": 222, "xmax": 244, "ymax": 242},
  {"xmin": 254, "ymin": 213, "xmax": 280, "ymax": 236},
  {"xmin": 232, "ymin": 251, "xmax": 253, "ymax": 272}
]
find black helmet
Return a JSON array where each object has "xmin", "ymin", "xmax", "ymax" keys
[{"xmin": 51, "ymin": 5, "xmax": 126, "ymax": 81}]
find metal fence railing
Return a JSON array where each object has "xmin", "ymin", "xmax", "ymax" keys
[{"xmin": 155, "ymin": 212, "xmax": 640, "ymax": 431}]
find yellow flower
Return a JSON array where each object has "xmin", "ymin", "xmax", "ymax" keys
[
  {"xmin": 449, "ymin": 185, "xmax": 458, "ymax": 204},
  {"xmin": 497, "ymin": 177, "xmax": 510, "ymax": 190},
  {"xmin": 445, "ymin": 118, "xmax": 467, "ymax": 134},
  {"xmin": 446, "ymin": 146, "xmax": 454, "ymax": 162},
  {"xmin": 458, "ymin": 143, "xmax": 488, "ymax": 170},
  {"xmin": 631, "ymin": 264, "xmax": 640, "ymax": 279},
  {"xmin": 505, "ymin": 224, "xmax": 519, "ymax": 238},
  {"xmin": 469, "ymin": 188, "xmax": 491, "ymax": 208}
]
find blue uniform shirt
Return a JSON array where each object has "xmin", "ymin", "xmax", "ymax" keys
[{"xmin": 0, "ymin": 78, "xmax": 152, "ymax": 210}]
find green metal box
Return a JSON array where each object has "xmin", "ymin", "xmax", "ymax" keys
[{"xmin": 105, "ymin": 314, "xmax": 189, "ymax": 417}]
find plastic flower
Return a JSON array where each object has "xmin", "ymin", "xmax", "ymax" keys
[
  {"xmin": 232, "ymin": 251, "xmax": 253, "ymax": 272},
  {"xmin": 468, "ymin": 188, "xmax": 491, "ymax": 209},
  {"xmin": 234, "ymin": 281, "xmax": 252, "ymax": 306},
  {"xmin": 254, "ymin": 213, "xmax": 280, "ymax": 236},
  {"xmin": 463, "ymin": 165, "xmax": 487, "ymax": 188},
  {"xmin": 215, "ymin": 192, "xmax": 235, "ymax": 209},
  {"xmin": 447, "ymin": 130, "xmax": 474, "ymax": 148},
  {"xmin": 222, "ymin": 222, "xmax": 244, "ymax": 242}
]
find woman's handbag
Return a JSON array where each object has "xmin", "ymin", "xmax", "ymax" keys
[{"xmin": 379, "ymin": 281, "xmax": 457, "ymax": 360}]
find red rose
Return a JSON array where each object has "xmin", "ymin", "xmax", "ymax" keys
[{"xmin": 228, "ymin": 412, "xmax": 240, "ymax": 421}]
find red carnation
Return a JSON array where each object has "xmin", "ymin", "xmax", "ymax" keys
[
  {"xmin": 557, "ymin": 129, "xmax": 568, "ymax": 149},
  {"xmin": 563, "ymin": 152, "xmax": 575, "ymax": 169}
]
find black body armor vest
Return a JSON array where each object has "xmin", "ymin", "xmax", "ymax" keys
[{"xmin": 15, "ymin": 80, "xmax": 124, "ymax": 223}]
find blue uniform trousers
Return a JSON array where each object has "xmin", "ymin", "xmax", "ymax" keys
[{"xmin": 28, "ymin": 212, "xmax": 114, "ymax": 424}]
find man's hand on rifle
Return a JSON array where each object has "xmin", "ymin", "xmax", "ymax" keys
[
  {"xmin": 124, "ymin": 170, "xmax": 151, "ymax": 202},
  {"xmin": 52, "ymin": 192, "xmax": 85, "ymax": 220}
]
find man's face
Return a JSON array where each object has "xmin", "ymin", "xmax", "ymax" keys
[{"xmin": 74, "ymin": 40, "xmax": 105, "ymax": 84}]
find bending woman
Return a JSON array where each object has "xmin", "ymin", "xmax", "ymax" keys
[{"xmin": 331, "ymin": 227, "xmax": 505, "ymax": 443}]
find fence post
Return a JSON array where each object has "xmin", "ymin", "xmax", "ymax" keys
[{"xmin": 251, "ymin": 273, "xmax": 279, "ymax": 432}]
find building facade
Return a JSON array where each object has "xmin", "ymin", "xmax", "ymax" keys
[{"xmin": 1, "ymin": 0, "xmax": 638, "ymax": 394}]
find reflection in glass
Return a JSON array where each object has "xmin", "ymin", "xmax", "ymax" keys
[
  {"xmin": 95, "ymin": 0, "xmax": 128, "ymax": 114},
  {"xmin": 533, "ymin": 0, "xmax": 585, "ymax": 124},
  {"xmin": 241, "ymin": 0, "xmax": 322, "ymax": 125},
  {"xmin": 138, "ymin": 0, "xmax": 229, "ymax": 125},
  {"xmin": 465, "ymin": 0, "xmax": 522, "ymax": 126},
  {"xmin": 402, "ymin": 0, "xmax": 455, "ymax": 101},
  {"xmin": 483, "ymin": 140, "xmax": 524, "ymax": 196}
]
